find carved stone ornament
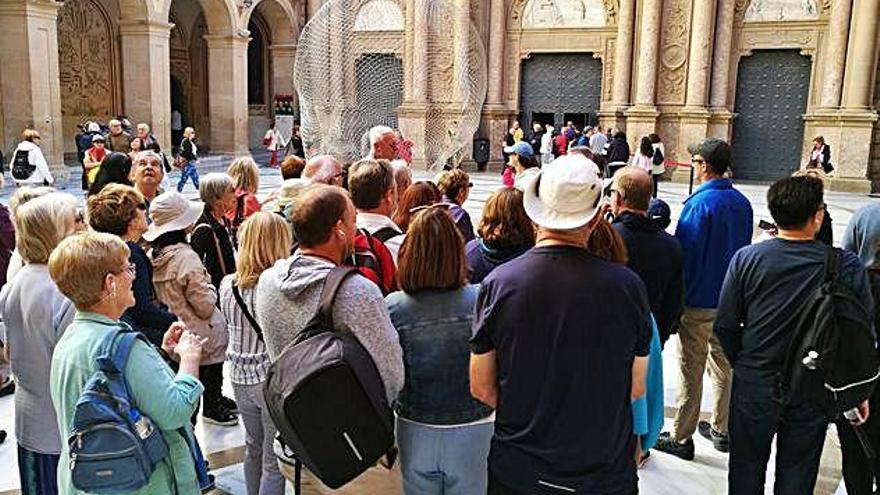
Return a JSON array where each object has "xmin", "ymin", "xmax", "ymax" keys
[
  {"xmin": 602, "ymin": 38, "xmax": 615, "ymax": 102},
  {"xmin": 354, "ymin": 0, "xmax": 405, "ymax": 31},
  {"xmin": 743, "ymin": 0, "xmax": 820, "ymax": 23},
  {"xmin": 657, "ymin": 0, "xmax": 690, "ymax": 104},
  {"xmin": 514, "ymin": 0, "xmax": 609, "ymax": 28},
  {"xmin": 57, "ymin": 0, "xmax": 116, "ymax": 126}
]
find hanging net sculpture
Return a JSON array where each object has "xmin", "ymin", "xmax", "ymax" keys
[{"xmin": 295, "ymin": 0, "xmax": 487, "ymax": 169}]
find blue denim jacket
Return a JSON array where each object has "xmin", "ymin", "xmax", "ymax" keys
[{"xmin": 386, "ymin": 286, "xmax": 493, "ymax": 425}]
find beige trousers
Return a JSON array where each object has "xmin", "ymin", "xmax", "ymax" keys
[{"xmin": 671, "ymin": 307, "xmax": 732, "ymax": 441}]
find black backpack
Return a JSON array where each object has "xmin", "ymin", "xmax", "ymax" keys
[
  {"xmin": 781, "ymin": 247, "xmax": 880, "ymax": 419},
  {"xmin": 11, "ymin": 148, "xmax": 35, "ymax": 180},
  {"xmin": 652, "ymin": 147, "xmax": 665, "ymax": 166},
  {"xmin": 264, "ymin": 266, "xmax": 394, "ymax": 489}
]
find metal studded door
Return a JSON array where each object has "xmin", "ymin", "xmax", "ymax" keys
[
  {"xmin": 731, "ymin": 50, "xmax": 811, "ymax": 181},
  {"xmin": 519, "ymin": 54, "xmax": 602, "ymax": 129}
]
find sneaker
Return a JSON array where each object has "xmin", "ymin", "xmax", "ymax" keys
[
  {"xmin": 654, "ymin": 432, "xmax": 695, "ymax": 461},
  {"xmin": 202, "ymin": 407, "xmax": 238, "ymax": 427},
  {"xmin": 218, "ymin": 396, "xmax": 238, "ymax": 414},
  {"xmin": 698, "ymin": 420, "xmax": 730, "ymax": 453}
]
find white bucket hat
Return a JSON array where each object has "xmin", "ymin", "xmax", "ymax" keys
[
  {"xmin": 523, "ymin": 154, "xmax": 603, "ymax": 230},
  {"xmin": 143, "ymin": 191, "xmax": 203, "ymax": 242}
]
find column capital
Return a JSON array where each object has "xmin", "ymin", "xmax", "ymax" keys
[
  {"xmin": 269, "ymin": 43, "xmax": 298, "ymax": 53},
  {"xmin": 0, "ymin": 0, "xmax": 59, "ymax": 20},
  {"xmin": 118, "ymin": 19, "xmax": 174, "ymax": 37},
  {"xmin": 203, "ymin": 33, "xmax": 251, "ymax": 49}
]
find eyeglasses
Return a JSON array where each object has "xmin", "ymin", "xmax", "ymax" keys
[{"xmin": 114, "ymin": 263, "xmax": 136, "ymax": 276}]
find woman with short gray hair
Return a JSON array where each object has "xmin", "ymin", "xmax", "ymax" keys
[{"xmin": 190, "ymin": 173, "xmax": 239, "ymax": 426}]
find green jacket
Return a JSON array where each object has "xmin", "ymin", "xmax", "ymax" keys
[{"xmin": 50, "ymin": 312, "xmax": 204, "ymax": 494}]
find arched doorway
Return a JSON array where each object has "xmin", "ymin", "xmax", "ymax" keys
[
  {"xmin": 248, "ymin": 11, "xmax": 272, "ymax": 149},
  {"xmin": 518, "ymin": 54, "xmax": 602, "ymax": 130},
  {"xmin": 56, "ymin": 0, "xmax": 122, "ymax": 156},
  {"xmin": 169, "ymin": 6, "xmax": 211, "ymax": 150}
]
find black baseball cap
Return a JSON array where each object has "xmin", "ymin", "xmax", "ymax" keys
[{"xmin": 687, "ymin": 137, "xmax": 731, "ymax": 174}]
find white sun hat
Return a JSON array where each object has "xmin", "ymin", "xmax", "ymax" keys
[
  {"xmin": 143, "ymin": 191, "xmax": 204, "ymax": 242},
  {"xmin": 522, "ymin": 154, "xmax": 603, "ymax": 230}
]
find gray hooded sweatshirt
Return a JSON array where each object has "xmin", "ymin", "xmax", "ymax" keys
[{"xmin": 255, "ymin": 253, "xmax": 404, "ymax": 403}]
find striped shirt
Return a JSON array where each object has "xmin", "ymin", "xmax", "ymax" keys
[{"xmin": 219, "ymin": 275, "xmax": 271, "ymax": 385}]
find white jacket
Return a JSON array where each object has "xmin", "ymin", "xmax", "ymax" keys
[{"xmin": 8, "ymin": 141, "xmax": 54, "ymax": 185}]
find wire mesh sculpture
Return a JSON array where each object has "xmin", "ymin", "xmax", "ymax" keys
[{"xmin": 295, "ymin": 0, "xmax": 487, "ymax": 169}]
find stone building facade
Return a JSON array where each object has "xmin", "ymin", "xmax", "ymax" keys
[{"xmin": 0, "ymin": 0, "xmax": 878, "ymax": 191}]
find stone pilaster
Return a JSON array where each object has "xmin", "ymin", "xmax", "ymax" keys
[
  {"xmin": 610, "ymin": 0, "xmax": 635, "ymax": 112},
  {"xmin": 683, "ymin": 0, "xmax": 715, "ymax": 110},
  {"xmin": 205, "ymin": 34, "xmax": 250, "ymax": 155},
  {"xmin": 841, "ymin": 0, "xmax": 879, "ymax": 110},
  {"xmin": 270, "ymin": 43, "xmax": 297, "ymax": 114},
  {"xmin": 486, "ymin": 0, "xmax": 505, "ymax": 105},
  {"xmin": 0, "ymin": 0, "xmax": 64, "ymax": 175},
  {"xmin": 452, "ymin": 0, "xmax": 471, "ymax": 103},
  {"xmin": 707, "ymin": 0, "xmax": 735, "ymax": 141},
  {"xmin": 307, "ymin": 0, "xmax": 323, "ymax": 20},
  {"xmin": 119, "ymin": 19, "xmax": 173, "ymax": 151},
  {"xmin": 818, "ymin": 0, "xmax": 852, "ymax": 109},
  {"xmin": 625, "ymin": 0, "xmax": 662, "ymax": 139}
]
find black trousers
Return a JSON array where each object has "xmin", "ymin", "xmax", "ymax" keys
[
  {"xmin": 728, "ymin": 377, "xmax": 828, "ymax": 495},
  {"xmin": 191, "ymin": 362, "xmax": 224, "ymax": 424},
  {"xmin": 837, "ymin": 392, "xmax": 880, "ymax": 495},
  {"xmin": 651, "ymin": 174, "xmax": 660, "ymax": 198},
  {"xmin": 488, "ymin": 471, "xmax": 638, "ymax": 495}
]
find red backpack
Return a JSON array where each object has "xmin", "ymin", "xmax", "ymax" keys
[{"xmin": 348, "ymin": 229, "xmax": 398, "ymax": 295}]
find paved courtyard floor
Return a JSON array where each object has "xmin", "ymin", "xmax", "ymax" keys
[{"xmin": 0, "ymin": 156, "xmax": 877, "ymax": 494}]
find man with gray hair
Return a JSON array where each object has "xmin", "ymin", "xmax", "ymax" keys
[
  {"xmin": 136, "ymin": 123, "xmax": 157, "ymax": 151},
  {"xmin": 105, "ymin": 119, "xmax": 132, "ymax": 153},
  {"xmin": 303, "ymin": 155, "xmax": 344, "ymax": 187},
  {"xmin": 368, "ymin": 125, "xmax": 399, "ymax": 161}
]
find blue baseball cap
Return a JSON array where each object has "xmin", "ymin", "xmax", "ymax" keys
[{"xmin": 504, "ymin": 141, "xmax": 535, "ymax": 158}]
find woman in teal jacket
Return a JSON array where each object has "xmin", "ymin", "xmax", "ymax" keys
[{"xmin": 48, "ymin": 232, "xmax": 206, "ymax": 494}]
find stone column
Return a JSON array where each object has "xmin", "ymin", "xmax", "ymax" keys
[
  {"xmin": 611, "ymin": 0, "xmax": 635, "ymax": 111},
  {"xmin": 307, "ymin": 0, "xmax": 324, "ymax": 20},
  {"xmin": 632, "ymin": 0, "xmax": 662, "ymax": 108},
  {"xmin": 0, "ymin": 0, "xmax": 64, "ymax": 173},
  {"xmin": 452, "ymin": 0, "xmax": 471, "ymax": 103},
  {"xmin": 817, "ymin": 0, "xmax": 852, "ymax": 109},
  {"xmin": 412, "ymin": 1, "xmax": 428, "ymax": 102},
  {"xmin": 205, "ymin": 33, "xmax": 250, "ymax": 155},
  {"xmin": 708, "ymin": 0, "xmax": 735, "ymax": 139},
  {"xmin": 625, "ymin": 0, "xmax": 662, "ymax": 147},
  {"xmin": 119, "ymin": 19, "xmax": 173, "ymax": 151},
  {"xmin": 841, "ymin": 0, "xmax": 879, "ymax": 110},
  {"xmin": 486, "ymin": 0, "xmax": 505, "ymax": 105},
  {"xmin": 683, "ymin": 0, "xmax": 716, "ymax": 109}
]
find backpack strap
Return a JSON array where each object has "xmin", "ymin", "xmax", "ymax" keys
[
  {"xmin": 232, "ymin": 277, "xmax": 264, "ymax": 342},
  {"xmin": 193, "ymin": 223, "xmax": 228, "ymax": 277},
  {"xmin": 824, "ymin": 246, "xmax": 841, "ymax": 285},
  {"xmin": 372, "ymin": 226, "xmax": 402, "ymax": 244},
  {"xmin": 316, "ymin": 266, "xmax": 360, "ymax": 329},
  {"xmin": 95, "ymin": 325, "xmax": 140, "ymax": 374}
]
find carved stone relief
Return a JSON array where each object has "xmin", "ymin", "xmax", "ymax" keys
[
  {"xmin": 520, "ymin": 0, "xmax": 607, "ymax": 28},
  {"xmin": 57, "ymin": 0, "xmax": 117, "ymax": 127},
  {"xmin": 657, "ymin": 0, "xmax": 690, "ymax": 105},
  {"xmin": 354, "ymin": 0, "xmax": 404, "ymax": 31},
  {"xmin": 744, "ymin": 0, "xmax": 820, "ymax": 22},
  {"xmin": 602, "ymin": 38, "xmax": 614, "ymax": 102}
]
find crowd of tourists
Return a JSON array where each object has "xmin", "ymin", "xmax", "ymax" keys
[{"xmin": 0, "ymin": 122, "xmax": 878, "ymax": 495}]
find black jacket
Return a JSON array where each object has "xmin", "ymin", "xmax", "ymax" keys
[
  {"xmin": 606, "ymin": 137, "xmax": 630, "ymax": 164},
  {"xmin": 613, "ymin": 211, "xmax": 685, "ymax": 344},
  {"xmin": 180, "ymin": 138, "xmax": 197, "ymax": 161},
  {"xmin": 190, "ymin": 209, "xmax": 237, "ymax": 290}
]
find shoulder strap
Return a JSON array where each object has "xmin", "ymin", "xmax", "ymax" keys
[
  {"xmin": 316, "ymin": 266, "xmax": 360, "ymax": 329},
  {"xmin": 193, "ymin": 223, "xmax": 228, "ymax": 276},
  {"xmin": 824, "ymin": 246, "xmax": 840, "ymax": 284},
  {"xmin": 372, "ymin": 226, "xmax": 402, "ymax": 244},
  {"xmin": 232, "ymin": 278, "xmax": 263, "ymax": 342}
]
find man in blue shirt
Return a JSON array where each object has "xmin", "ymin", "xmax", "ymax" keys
[{"xmin": 655, "ymin": 138, "xmax": 753, "ymax": 460}]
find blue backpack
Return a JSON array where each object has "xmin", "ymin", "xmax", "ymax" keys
[{"xmin": 68, "ymin": 327, "xmax": 171, "ymax": 493}]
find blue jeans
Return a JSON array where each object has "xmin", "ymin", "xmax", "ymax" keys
[
  {"xmin": 177, "ymin": 161, "xmax": 199, "ymax": 192},
  {"xmin": 396, "ymin": 417, "xmax": 493, "ymax": 495}
]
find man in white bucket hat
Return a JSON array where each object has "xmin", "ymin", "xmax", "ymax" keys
[{"xmin": 470, "ymin": 154, "xmax": 652, "ymax": 495}]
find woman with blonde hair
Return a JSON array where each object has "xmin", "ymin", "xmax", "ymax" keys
[
  {"xmin": 226, "ymin": 157, "xmax": 263, "ymax": 232},
  {"xmin": 0, "ymin": 192, "xmax": 82, "ymax": 493},
  {"xmin": 219, "ymin": 212, "xmax": 291, "ymax": 495},
  {"xmin": 48, "ymin": 232, "xmax": 206, "ymax": 494},
  {"xmin": 386, "ymin": 207, "xmax": 493, "ymax": 495}
]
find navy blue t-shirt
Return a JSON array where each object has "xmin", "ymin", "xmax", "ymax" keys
[
  {"xmin": 471, "ymin": 245, "xmax": 651, "ymax": 494},
  {"xmin": 715, "ymin": 238, "xmax": 875, "ymax": 384}
]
